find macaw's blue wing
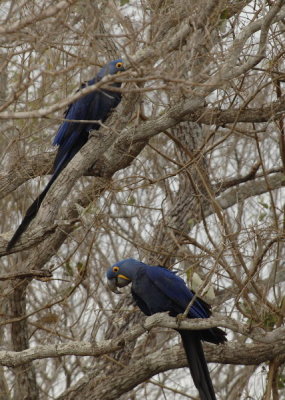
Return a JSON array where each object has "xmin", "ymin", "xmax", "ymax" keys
[
  {"xmin": 52, "ymin": 79, "xmax": 96, "ymax": 147},
  {"xmin": 53, "ymin": 80, "xmax": 121, "ymax": 174},
  {"xmin": 137, "ymin": 265, "xmax": 226, "ymax": 345},
  {"xmin": 145, "ymin": 266, "xmax": 210, "ymax": 319}
]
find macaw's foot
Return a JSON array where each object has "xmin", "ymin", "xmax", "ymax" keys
[{"xmin": 176, "ymin": 313, "xmax": 186, "ymax": 327}]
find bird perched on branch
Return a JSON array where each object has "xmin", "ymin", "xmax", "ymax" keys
[
  {"xmin": 107, "ymin": 258, "xmax": 226, "ymax": 400},
  {"xmin": 7, "ymin": 59, "xmax": 125, "ymax": 250}
]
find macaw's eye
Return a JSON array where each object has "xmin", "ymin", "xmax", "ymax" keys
[
  {"xmin": 116, "ymin": 62, "xmax": 123, "ymax": 69},
  {"xmin": 113, "ymin": 266, "xmax": 119, "ymax": 272}
]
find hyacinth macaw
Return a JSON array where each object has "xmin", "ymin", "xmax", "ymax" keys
[
  {"xmin": 107, "ymin": 258, "xmax": 226, "ymax": 400},
  {"xmin": 7, "ymin": 59, "xmax": 124, "ymax": 250}
]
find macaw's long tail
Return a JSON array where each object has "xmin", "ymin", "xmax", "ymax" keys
[
  {"xmin": 179, "ymin": 330, "xmax": 217, "ymax": 400},
  {"xmin": 7, "ymin": 172, "xmax": 59, "ymax": 251}
]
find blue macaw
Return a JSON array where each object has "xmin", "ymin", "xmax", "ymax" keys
[
  {"xmin": 107, "ymin": 258, "xmax": 226, "ymax": 400},
  {"xmin": 7, "ymin": 59, "xmax": 125, "ymax": 250}
]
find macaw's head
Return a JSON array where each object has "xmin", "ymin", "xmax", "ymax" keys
[
  {"xmin": 97, "ymin": 59, "xmax": 125, "ymax": 80},
  {"xmin": 106, "ymin": 258, "xmax": 142, "ymax": 294}
]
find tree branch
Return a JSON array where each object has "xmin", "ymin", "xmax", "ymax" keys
[{"xmin": 0, "ymin": 313, "xmax": 284, "ymax": 368}]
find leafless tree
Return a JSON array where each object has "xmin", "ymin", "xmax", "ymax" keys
[{"xmin": 1, "ymin": 0, "xmax": 285, "ymax": 399}]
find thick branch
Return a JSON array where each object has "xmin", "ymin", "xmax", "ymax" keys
[
  {"xmin": 58, "ymin": 341, "xmax": 285, "ymax": 400},
  {"xmin": 0, "ymin": 313, "xmax": 284, "ymax": 367}
]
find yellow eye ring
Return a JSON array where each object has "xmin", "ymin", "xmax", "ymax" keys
[
  {"xmin": 116, "ymin": 62, "xmax": 123, "ymax": 69},
  {"xmin": 113, "ymin": 266, "xmax": 119, "ymax": 272}
]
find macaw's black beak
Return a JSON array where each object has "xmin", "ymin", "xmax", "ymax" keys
[
  {"xmin": 107, "ymin": 275, "xmax": 130, "ymax": 294},
  {"xmin": 107, "ymin": 278, "xmax": 122, "ymax": 294}
]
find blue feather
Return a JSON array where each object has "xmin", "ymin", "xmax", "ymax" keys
[{"xmin": 144, "ymin": 266, "xmax": 210, "ymax": 319}]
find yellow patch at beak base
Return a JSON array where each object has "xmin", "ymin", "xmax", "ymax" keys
[{"xmin": 118, "ymin": 274, "xmax": 130, "ymax": 281}]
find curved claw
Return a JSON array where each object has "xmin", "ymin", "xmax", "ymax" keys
[{"xmin": 176, "ymin": 313, "xmax": 186, "ymax": 327}]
